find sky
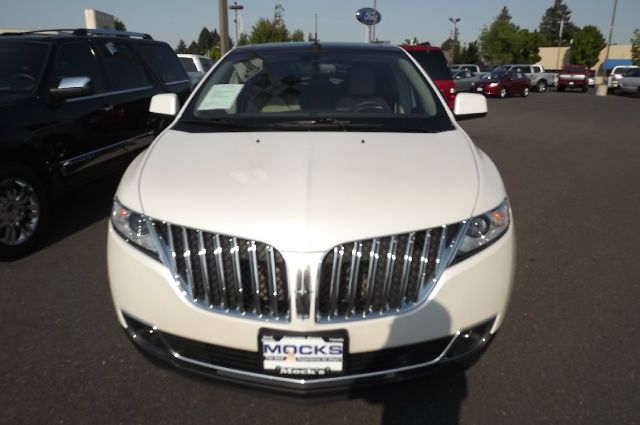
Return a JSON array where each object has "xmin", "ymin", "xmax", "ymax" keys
[{"xmin": 2, "ymin": 0, "xmax": 638, "ymax": 49}]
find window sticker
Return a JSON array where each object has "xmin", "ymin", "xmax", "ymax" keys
[
  {"xmin": 197, "ymin": 83, "xmax": 244, "ymax": 110},
  {"xmin": 233, "ymin": 58, "xmax": 263, "ymax": 82}
]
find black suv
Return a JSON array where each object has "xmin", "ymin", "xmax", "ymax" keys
[{"xmin": 0, "ymin": 29, "xmax": 191, "ymax": 259}]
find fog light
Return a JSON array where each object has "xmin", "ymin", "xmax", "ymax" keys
[
  {"xmin": 123, "ymin": 312, "xmax": 167, "ymax": 355},
  {"xmin": 445, "ymin": 317, "xmax": 495, "ymax": 360}
]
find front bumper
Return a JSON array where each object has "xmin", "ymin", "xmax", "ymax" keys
[{"xmin": 108, "ymin": 223, "xmax": 515, "ymax": 393}]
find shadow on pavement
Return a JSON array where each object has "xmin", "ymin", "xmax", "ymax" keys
[{"xmin": 41, "ymin": 174, "xmax": 120, "ymax": 251}]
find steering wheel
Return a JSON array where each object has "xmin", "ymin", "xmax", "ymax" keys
[
  {"xmin": 10, "ymin": 73, "xmax": 37, "ymax": 90},
  {"xmin": 10, "ymin": 73, "xmax": 36, "ymax": 83},
  {"xmin": 350, "ymin": 100, "xmax": 392, "ymax": 113}
]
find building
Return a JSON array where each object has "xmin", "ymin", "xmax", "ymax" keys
[{"xmin": 539, "ymin": 44, "xmax": 633, "ymax": 83}]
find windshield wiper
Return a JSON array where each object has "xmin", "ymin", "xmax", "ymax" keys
[
  {"xmin": 267, "ymin": 118, "xmax": 382, "ymax": 130},
  {"xmin": 179, "ymin": 118, "xmax": 257, "ymax": 130}
]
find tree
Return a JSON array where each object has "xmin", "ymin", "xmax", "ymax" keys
[
  {"xmin": 247, "ymin": 4, "xmax": 304, "ymax": 45},
  {"xmin": 479, "ymin": 7, "xmax": 521, "ymax": 64},
  {"xmin": 197, "ymin": 27, "xmax": 215, "ymax": 54},
  {"xmin": 441, "ymin": 37, "xmax": 461, "ymax": 63},
  {"xmin": 175, "ymin": 39, "xmax": 188, "ymax": 53},
  {"xmin": 249, "ymin": 18, "xmax": 290, "ymax": 44},
  {"xmin": 238, "ymin": 33, "xmax": 250, "ymax": 46},
  {"xmin": 291, "ymin": 29, "xmax": 304, "ymax": 42},
  {"xmin": 538, "ymin": 0, "xmax": 578, "ymax": 46},
  {"xmin": 187, "ymin": 41, "xmax": 199, "ymax": 54},
  {"xmin": 571, "ymin": 26, "xmax": 606, "ymax": 67},
  {"xmin": 459, "ymin": 41, "xmax": 480, "ymax": 64},
  {"xmin": 514, "ymin": 29, "xmax": 545, "ymax": 63},
  {"xmin": 114, "ymin": 17, "xmax": 126, "ymax": 31},
  {"xmin": 632, "ymin": 29, "xmax": 640, "ymax": 66}
]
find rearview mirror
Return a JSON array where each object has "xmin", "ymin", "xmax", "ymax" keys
[
  {"xmin": 149, "ymin": 93, "xmax": 180, "ymax": 116},
  {"xmin": 453, "ymin": 93, "xmax": 487, "ymax": 121},
  {"xmin": 49, "ymin": 76, "xmax": 93, "ymax": 99}
]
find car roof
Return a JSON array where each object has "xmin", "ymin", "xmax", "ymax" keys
[
  {"xmin": 0, "ymin": 28, "xmax": 155, "ymax": 43},
  {"xmin": 234, "ymin": 42, "xmax": 402, "ymax": 54},
  {"xmin": 399, "ymin": 44, "xmax": 443, "ymax": 52}
]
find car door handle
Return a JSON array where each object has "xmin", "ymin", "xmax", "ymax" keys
[{"xmin": 102, "ymin": 105, "xmax": 114, "ymax": 112}]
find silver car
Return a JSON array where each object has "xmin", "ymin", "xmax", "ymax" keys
[
  {"xmin": 452, "ymin": 69, "xmax": 477, "ymax": 92},
  {"xmin": 617, "ymin": 68, "xmax": 640, "ymax": 96}
]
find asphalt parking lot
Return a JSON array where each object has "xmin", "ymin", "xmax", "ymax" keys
[{"xmin": 1, "ymin": 90, "xmax": 638, "ymax": 425}]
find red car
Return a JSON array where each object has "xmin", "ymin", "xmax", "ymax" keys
[
  {"xmin": 401, "ymin": 44, "xmax": 456, "ymax": 109},
  {"xmin": 557, "ymin": 64, "xmax": 590, "ymax": 92},
  {"xmin": 471, "ymin": 69, "xmax": 530, "ymax": 98}
]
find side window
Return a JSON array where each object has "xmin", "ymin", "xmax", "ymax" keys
[
  {"xmin": 180, "ymin": 57, "xmax": 197, "ymax": 72},
  {"xmin": 135, "ymin": 43, "xmax": 189, "ymax": 84},
  {"xmin": 202, "ymin": 58, "xmax": 215, "ymax": 72},
  {"xmin": 50, "ymin": 42, "xmax": 105, "ymax": 93},
  {"xmin": 465, "ymin": 70, "xmax": 471, "ymax": 78},
  {"xmin": 94, "ymin": 40, "xmax": 152, "ymax": 91},
  {"xmin": 533, "ymin": 66, "xmax": 541, "ymax": 73}
]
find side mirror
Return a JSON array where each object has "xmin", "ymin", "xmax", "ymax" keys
[
  {"xmin": 453, "ymin": 93, "xmax": 487, "ymax": 121},
  {"xmin": 49, "ymin": 76, "xmax": 93, "ymax": 98},
  {"xmin": 149, "ymin": 93, "xmax": 180, "ymax": 116}
]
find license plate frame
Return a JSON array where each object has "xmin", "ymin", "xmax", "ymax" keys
[{"xmin": 258, "ymin": 329, "xmax": 348, "ymax": 377}]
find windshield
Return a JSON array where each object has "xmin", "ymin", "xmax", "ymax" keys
[
  {"xmin": 179, "ymin": 47, "xmax": 453, "ymax": 133},
  {"xmin": 0, "ymin": 42, "xmax": 49, "ymax": 94},
  {"xmin": 562, "ymin": 67, "xmax": 587, "ymax": 74},
  {"xmin": 487, "ymin": 70, "xmax": 508, "ymax": 80}
]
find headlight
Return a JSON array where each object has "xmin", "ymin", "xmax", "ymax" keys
[
  {"xmin": 111, "ymin": 199, "xmax": 158, "ymax": 258},
  {"xmin": 488, "ymin": 82, "xmax": 499, "ymax": 87},
  {"xmin": 454, "ymin": 200, "xmax": 510, "ymax": 262}
]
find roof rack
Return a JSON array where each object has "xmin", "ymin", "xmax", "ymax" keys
[{"xmin": 0, "ymin": 28, "xmax": 153, "ymax": 40}]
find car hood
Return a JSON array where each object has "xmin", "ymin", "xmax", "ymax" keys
[{"xmin": 138, "ymin": 129, "xmax": 479, "ymax": 252}]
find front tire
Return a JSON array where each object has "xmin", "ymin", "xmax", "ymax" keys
[
  {"xmin": 0, "ymin": 163, "xmax": 49, "ymax": 260},
  {"xmin": 536, "ymin": 81, "xmax": 547, "ymax": 93}
]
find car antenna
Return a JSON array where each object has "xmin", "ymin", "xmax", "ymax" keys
[{"xmin": 311, "ymin": 12, "xmax": 321, "ymax": 49}]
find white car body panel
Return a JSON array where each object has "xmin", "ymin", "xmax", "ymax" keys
[{"xmin": 134, "ymin": 129, "xmax": 482, "ymax": 253}]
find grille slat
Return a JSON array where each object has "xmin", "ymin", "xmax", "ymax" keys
[
  {"xmin": 317, "ymin": 223, "xmax": 466, "ymax": 322},
  {"xmin": 181, "ymin": 228, "xmax": 197, "ymax": 298},
  {"xmin": 152, "ymin": 221, "xmax": 289, "ymax": 321},
  {"xmin": 197, "ymin": 231, "xmax": 212, "ymax": 306}
]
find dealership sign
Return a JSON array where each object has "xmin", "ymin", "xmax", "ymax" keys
[{"xmin": 356, "ymin": 7, "xmax": 381, "ymax": 26}]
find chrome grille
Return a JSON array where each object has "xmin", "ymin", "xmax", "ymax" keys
[
  {"xmin": 316, "ymin": 223, "xmax": 466, "ymax": 322},
  {"xmin": 151, "ymin": 221, "xmax": 289, "ymax": 321}
]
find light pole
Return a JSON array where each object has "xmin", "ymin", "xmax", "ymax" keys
[
  {"xmin": 449, "ymin": 17, "xmax": 460, "ymax": 63},
  {"xmin": 229, "ymin": 1, "xmax": 244, "ymax": 46},
  {"xmin": 372, "ymin": 0, "xmax": 377, "ymax": 42},
  {"xmin": 602, "ymin": 0, "xmax": 619, "ymax": 87},
  {"xmin": 218, "ymin": 0, "xmax": 230, "ymax": 54},
  {"xmin": 554, "ymin": 11, "xmax": 571, "ymax": 72}
]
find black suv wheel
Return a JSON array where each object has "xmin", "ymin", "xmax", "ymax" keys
[{"xmin": 0, "ymin": 163, "xmax": 49, "ymax": 260}]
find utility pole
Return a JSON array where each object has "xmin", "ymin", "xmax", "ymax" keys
[
  {"xmin": 372, "ymin": 0, "xmax": 377, "ymax": 42},
  {"xmin": 554, "ymin": 12, "xmax": 570, "ymax": 72},
  {"xmin": 449, "ymin": 17, "xmax": 460, "ymax": 63},
  {"xmin": 219, "ymin": 0, "xmax": 230, "ymax": 54},
  {"xmin": 229, "ymin": 1, "xmax": 243, "ymax": 46}
]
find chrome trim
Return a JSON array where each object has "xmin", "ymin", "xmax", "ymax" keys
[
  {"xmin": 197, "ymin": 231, "xmax": 212, "ymax": 306},
  {"xmin": 364, "ymin": 239, "xmax": 381, "ymax": 312},
  {"xmin": 346, "ymin": 242, "xmax": 363, "ymax": 315},
  {"xmin": 230, "ymin": 237, "xmax": 244, "ymax": 313},
  {"xmin": 248, "ymin": 241, "xmax": 261, "ymax": 316},
  {"xmin": 181, "ymin": 228, "xmax": 196, "ymax": 299},
  {"xmin": 165, "ymin": 79, "xmax": 190, "ymax": 86},
  {"xmin": 213, "ymin": 235, "xmax": 228, "ymax": 309},
  {"xmin": 149, "ymin": 220, "xmax": 289, "ymax": 321},
  {"xmin": 266, "ymin": 245, "xmax": 278, "ymax": 316},
  {"xmin": 166, "ymin": 332, "xmax": 459, "ymax": 386},
  {"xmin": 295, "ymin": 266, "xmax": 311, "ymax": 319},
  {"xmin": 399, "ymin": 232, "xmax": 415, "ymax": 304},
  {"xmin": 59, "ymin": 131, "xmax": 154, "ymax": 176},
  {"xmin": 316, "ymin": 222, "xmax": 469, "ymax": 323},
  {"xmin": 66, "ymin": 85, "xmax": 154, "ymax": 102}
]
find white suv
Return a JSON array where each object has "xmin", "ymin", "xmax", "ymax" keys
[{"xmin": 108, "ymin": 42, "xmax": 515, "ymax": 394}]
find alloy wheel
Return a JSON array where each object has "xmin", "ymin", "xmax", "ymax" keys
[{"xmin": 0, "ymin": 177, "xmax": 41, "ymax": 246}]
